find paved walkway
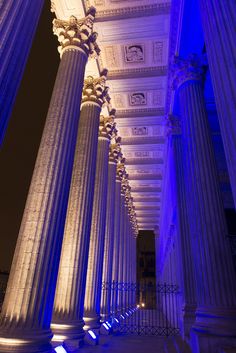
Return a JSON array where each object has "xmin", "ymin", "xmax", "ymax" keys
[{"xmin": 79, "ymin": 333, "xmax": 166, "ymax": 353}]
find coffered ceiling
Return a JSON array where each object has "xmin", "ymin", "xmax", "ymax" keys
[{"xmin": 52, "ymin": 0, "xmax": 171, "ymax": 231}]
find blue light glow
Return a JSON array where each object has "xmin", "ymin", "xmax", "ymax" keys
[
  {"xmin": 114, "ymin": 318, "xmax": 119, "ymax": 323},
  {"xmin": 54, "ymin": 346, "xmax": 67, "ymax": 353},
  {"xmin": 121, "ymin": 315, "xmax": 125, "ymax": 319},
  {"xmin": 88, "ymin": 330, "xmax": 97, "ymax": 339},
  {"xmin": 102, "ymin": 323, "xmax": 109, "ymax": 330},
  {"xmin": 106, "ymin": 322, "xmax": 112, "ymax": 328}
]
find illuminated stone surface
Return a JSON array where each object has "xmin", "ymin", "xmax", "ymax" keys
[
  {"xmin": 173, "ymin": 56, "xmax": 236, "ymax": 352},
  {"xmin": 84, "ymin": 114, "xmax": 115, "ymax": 329},
  {"xmin": 101, "ymin": 134, "xmax": 121, "ymax": 320},
  {"xmin": 168, "ymin": 116, "xmax": 196, "ymax": 338},
  {"xmin": 117, "ymin": 179, "xmax": 126, "ymax": 312},
  {"xmin": 199, "ymin": 0, "xmax": 236, "ymax": 209},
  {"xmin": 110, "ymin": 163, "xmax": 124, "ymax": 315},
  {"xmin": 0, "ymin": 11, "xmax": 93, "ymax": 351},
  {"xmin": 52, "ymin": 71, "xmax": 108, "ymax": 345}
]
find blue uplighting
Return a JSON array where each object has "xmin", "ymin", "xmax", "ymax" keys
[
  {"xmin": 54, "ymin": 346, "xmax": 67, "ymax": 353},
  {"xmin": 102, "ymin": 323, "xmax": 109, "ymax": 330},
  {"xmin": 88, "ymin": 330, "xmax": 97, "ymax": 339}
]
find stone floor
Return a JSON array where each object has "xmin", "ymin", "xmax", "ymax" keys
[{"xmin": 78, "ymin": 333, "xmax": 171, "ymax": 353}]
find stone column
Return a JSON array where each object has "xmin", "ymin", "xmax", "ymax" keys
[
  {"xmin": 0, "ymin": 0, "xmax": 44, "ymax": 145},
  {"xmin": 83, "ymin": 113, "xmax": 115, "ymax": 330},
  {"xmin": 101, "ymin": 134, "xmax": 121, "ymax": 321},
  {"xmin": 154, "ymin": 228, "xmax": 161, "ymax": 283},
  {"xmin": 168, "ymin": 115, "xmax": 196, "ymax": 338},
  {"xmin": 117, "ymin": 176, "xmax": 128, "ymax": 313},
  {"xmin": 199, "ymin": 0, "xmax": 236, "ymax": 208},
  {"xmin": 51, "ymin": 71, "xmax": 108, "ymax": 347},
  {"xmin": 111, "ymin": 162, "xmax": 125, "ymax": 315},
  {"xmin": 125, "ymin": 197, "xmax": 134, "ymax": 310},
  {"xmin": 0, "ymin": 10, "xmax": 98, "ymax": 353},
  {"xmin": 172, "ymin": 55, "xmax": 236, "ymax": 352},
  {"xmin": 122, "ymin": 202, "xmax": 129, "ymax": 311}
]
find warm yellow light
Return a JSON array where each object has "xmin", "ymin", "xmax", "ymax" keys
[
  {"xmin": 0, "ymin": 337, "xmax": 30, "ymax": 346},
  {"xmin": 52, "ymin": 335, "xmax": 68, "ymax": 342},
  {"xmin": 141, "ymin": 303, "xmax": 145, "ymax": 307}
]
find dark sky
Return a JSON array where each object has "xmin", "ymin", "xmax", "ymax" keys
[{"xmin": 0, "ymin": 2, "xmax": 59, "ymax": 271}]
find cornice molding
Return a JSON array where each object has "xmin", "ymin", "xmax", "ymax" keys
[
  {"xmin": 121, "ymin": 136, "xmax": 165, "ymax": 145},
  {"xmin": 125, "ymin": 157, "xmax": 164, "ymax": 165},
  {"xmin": 91, "ymin": 3, "xmax": 171, "ymax": 22},
  {"xmin": 106, "ymin": 66, "xmax": 168, "ymax": 80},
  {"xmin": 115, "ymin": 108, "xmax": 165, "ymax": 117},
  {"xmin": 135, "ymin": 206, "xmax": 160, "ymax": 210},
  {"xmin": 132, "ymin": 186, "xmax": 161, "ymax": 192},
  {"xmin": 129, "ymin": 174, "xmax": 163, "ymax": 180},
  {"xmin": 133, "ymin": 197, "xmax": 160, "ymax": 202}
]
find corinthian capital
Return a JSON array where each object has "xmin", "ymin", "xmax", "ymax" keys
[
  {"xmin": 121, "ymin": 174, "xmax": 129, "ymax": 195},
  {"xmin": 116, "ymin": 161, "xmax": 125, "ymax": 182},
  {"xmin": 53, "ymin": 7, "xmax": 100, "ymax": 57},
  {"xmin": 171, "ymin": 54, "xmax": 205, "ymax": 90},
  {"xmin": 109, "ymin": 138, "xmax": 121, "ymax": 164},
  {"xmin": 99, "ymin": 114, "xmax": 115, "ymax": 140},
  {"xmin": 82, "ymin": 70, "xmax": 109, "ymax": 107}
]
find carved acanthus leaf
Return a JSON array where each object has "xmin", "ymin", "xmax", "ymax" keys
[
  {"xmin": 171, "ymin": 54, "xmax": 205, "ymax": 90},
  {"xmin": 53, "ymin": 7, "xmax": 100, "ymax": 57},
  {"xmin": 82, "ymin": 70, "xmax": 109, "ymax": 107},
  {"xmin": 99, "ymin": 115, "xmax": 115, "ymax": 139}
]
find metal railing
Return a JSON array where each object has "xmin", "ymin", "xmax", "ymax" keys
[{"xmin": 102, "ymin": 281, "xmax": 180, "ymax": 336}]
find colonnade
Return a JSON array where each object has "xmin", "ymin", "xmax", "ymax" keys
[
  {"xmin": 0, "ymin": 1, "xmax": 236, "ymax": 353},
  {"xmin": 0, "ymin": 8, "xmax": 138, "ymax": 353},
  {"xmin": 157, "ymin": 53, "xmax": 236, "ymax": 353}
]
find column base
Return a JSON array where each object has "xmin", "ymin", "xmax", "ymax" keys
[
  {"xmin": 180, "ymin": 304, "xmax": 196, "ymax": 339},
  {"xmin": 0, "ymin": 327, "xmax": 53, "ymax": 353},
  {"xmin": 83, "ymin": 315, "xmax": 101, "ymax": 330},
  {"xmin": 100, "ymin": 313, "xmax": 109, "ymax": 322},
  {"xmin": 51, "ymin": 319, "xmax": 85, "ymax": 347},
  {"xmin": 191, "ymin": 330, "xmax": 236, "ymax": 353},
  {"xmin": 190, "ymin": 307, "xmax": 236, "ymax": 353}
]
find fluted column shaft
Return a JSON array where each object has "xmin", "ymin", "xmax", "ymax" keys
[
  {"xmin": 171, "ymin": 127, "xmax": 196, "ymax": 337},
  {"xmin": 52, "ymin": 101, "xmax": 101, "ymax": 341},
  {"xmin": 199, "ymin": 0, "xmax": 236, "ymax": 208},
  {"xmin": 117, "ymin": 194, "xmax": 125, "ymax": 312},
  {"xmin": 132, "ymin": 235, "xmax": 137, "ymax": 306},
  {"xmin": 0, "ymin": 0, "xmax": 44, "ymax": 145},
  {"xmin": 175, "ymin": 63, "xmax": 236, "ymax": 341},
  {"xmin": 0, "ymin": 46, "xmax": 87, "ymax": 352},
  {"xmin": 127, "ymin": 221, "xmax": 132, "ymax": 309},
  {"xmin": 84, "ymin": 135, "xmax": 111, "ymax": 329},
  {"xmin": 111, "ymin": 179, "xmax": 121, "ymax": 314},
  {"xmin": 101, "ymin": 160, "xmax": 117, "ymax": 320},
  {"xmin": 122, "ymin": 207, "xmax": 129, "ymax": 311}
]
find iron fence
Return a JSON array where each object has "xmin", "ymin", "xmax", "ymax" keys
[{"xmin": 102, "ymin": 281, "xmax": 180, "ymax": 336}]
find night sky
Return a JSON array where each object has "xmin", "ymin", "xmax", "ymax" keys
[{"xmin": 0, "ymin": 2, "xmax": 59, "ymax": 271}]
